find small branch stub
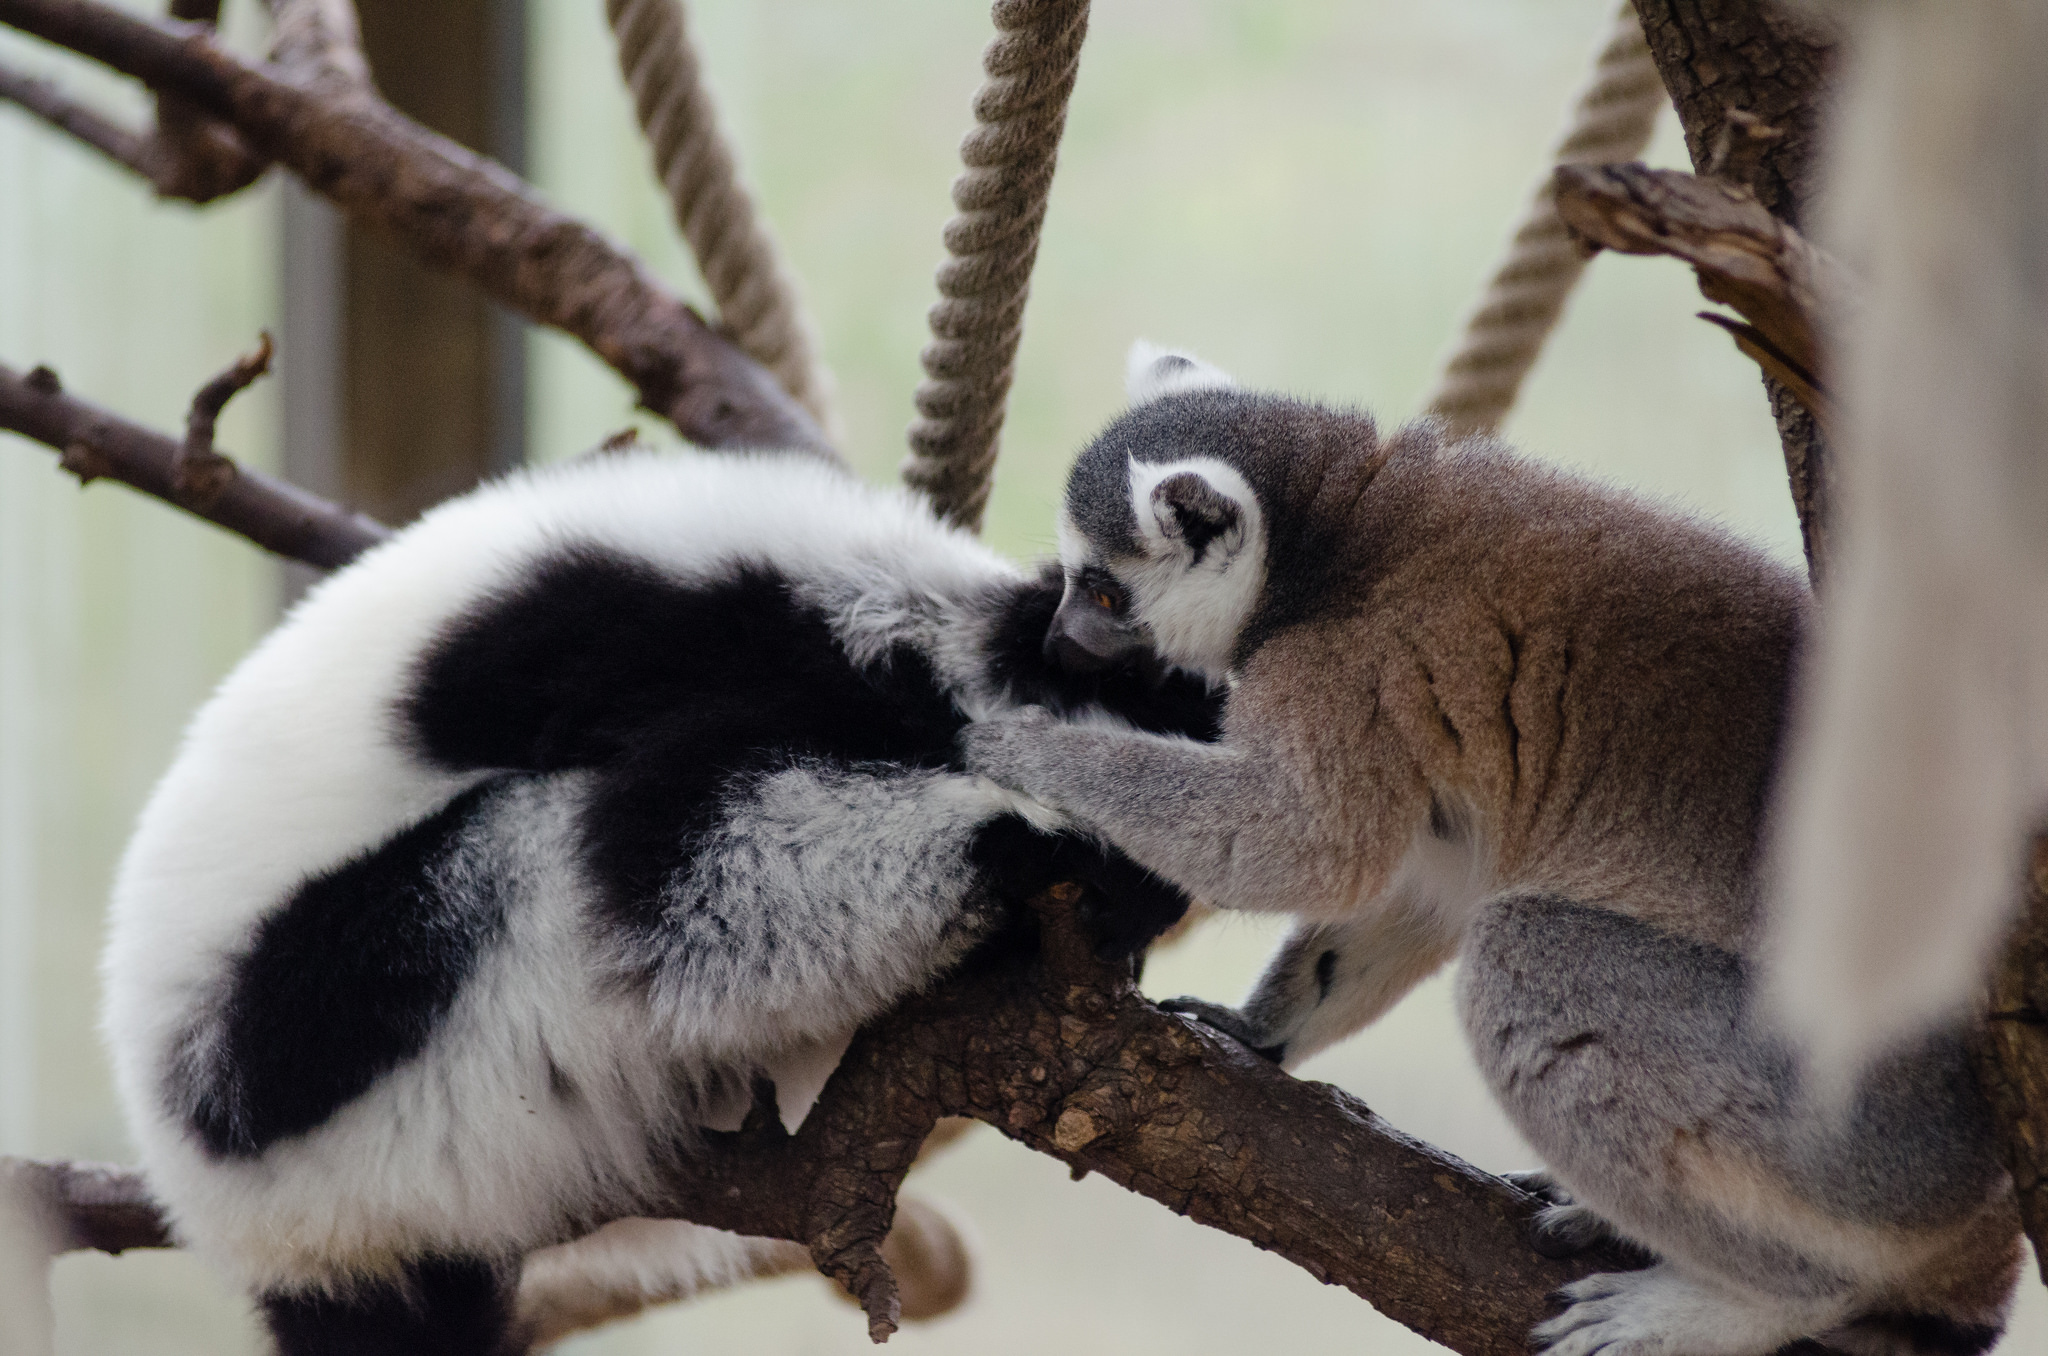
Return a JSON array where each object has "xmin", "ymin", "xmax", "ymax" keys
[{"xmin": 177, "ymin": 330, "xmax": 272, "ymax": 508}]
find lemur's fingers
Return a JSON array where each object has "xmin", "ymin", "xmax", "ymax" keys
[
  {"xmin": 1531, "ymin": 1203, "xmax": 1620, "ymax": 1260},
  {"xmin": 1502, "ymin": 1168, "xmax": 1569, "ymax": 1203},
  {"xmin": 1157, "ymin": 998, "xmax": 1286, "ymax": 1063},
  {"xmin": 1534, "ymin": 1266, "xmax": 1840, "ymax": 1356}
]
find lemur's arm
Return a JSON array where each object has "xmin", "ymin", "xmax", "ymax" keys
[
  {"xmin": 960, "ymin": 707, "xmax": 1402, "ymax": 915},
  {"xmin": 1163, "ymin": 892, "xmax": 1462, "ymax": 1068}
]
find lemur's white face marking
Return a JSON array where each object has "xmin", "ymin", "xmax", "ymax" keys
[{"xmin": 1117, "ymin": 457, "xmax": 1265, "ymax": 677}]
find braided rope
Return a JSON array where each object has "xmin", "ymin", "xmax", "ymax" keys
[
  {"xmin": 1420, "ymin": 0, "xmax": 1666, "ymax": 437},
  {"xmin": 606, "ymin": 0, "xmax": 836, "ymax": 434},
  {"xmin": 903, "ymin": 0, "xmax": 1091, "ymax": 532}
]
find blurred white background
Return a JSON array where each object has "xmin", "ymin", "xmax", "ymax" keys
[{"xmin": 2, "ymin": 0, "xmax": 2040, "ymax": 1351}]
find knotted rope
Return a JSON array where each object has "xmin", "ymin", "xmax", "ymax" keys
[
  {"xmin": 1421, "ymin": 0, "xmax": 1666, "ymax": 437},
  {"xmin": 903, "ymin": 0, "xmax": 1091, "ymax": 533},
  {"xmin": 606, "ymin": 0, "xmax": 837, "ymax": 434}
]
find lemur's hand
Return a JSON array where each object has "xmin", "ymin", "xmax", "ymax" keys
[
  {"xmin": 1157, "ymin": 997, "xmax": 1287, "ymax": 1064},
  {"xmin": 958, "ymin": 705, "xmax": 1062, "ymax": 797}
]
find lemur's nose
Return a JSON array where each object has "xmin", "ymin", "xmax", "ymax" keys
[{"xmin": 1044, "ymin": 628, "xmax": 1113, "ymax": 673}]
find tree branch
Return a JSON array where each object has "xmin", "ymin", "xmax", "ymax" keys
[
  {"xmin": 0, "ymin": 358, "xmax": 389, "ymax": 569},
  {"xmin": 1630, "ymin": 0, "xmax": 1836, "ymax": 583},
  {"xmin": 0, "ymin": 3, "xmax": 265, "ymax": 204},
  {"xmin": 1553, "ymin": 160, "xmax": 1848, "ymax": 573},
  {"xmin": 0, "ymin": 0, "xmax": 831, "ymax": 458},
  {"xmin": 6, "ymin": 889, "xmax": 1634, "ymax": 1354},
  {"xmin": 0, "ymin": 62, "xmax": 161, "ymax": 177}
]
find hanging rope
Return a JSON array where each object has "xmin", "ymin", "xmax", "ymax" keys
[
  {"xmin": 606, "ymin": 0, "xmax": 837, "ymax": 435},
  {"xmin": 903, "ymin": 0, "xmax": 1091, "ymax": 533},
  {"xmin": 1420, "ymin": 0, "xmax": 1666, "ymax": 438}
]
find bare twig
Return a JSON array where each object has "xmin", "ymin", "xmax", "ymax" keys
[
  {"xmin": 0, "ymin": 359, "xmax": 388, "ymax": 569},
  {"xmin": 0, "ymin": 63, "xmax": 161, "ymax": 177},
  {"xmin": 0, "ymin": 7, "xmax": 264, "ymax": 205},
  {"xmin": 0, "ymin": 0, "xmax": 832, "ymax": 459},
  {"xmin": 174, "ymin": 330, "xmax": 273, "ymax": 508},
  {"xmin": 1553, "ymin": 160, "xmax": 1845, "ymax": 574}
]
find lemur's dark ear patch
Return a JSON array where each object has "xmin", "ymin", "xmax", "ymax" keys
[{"xmin": 1151, "ymin": 472, "xmax": 1240, "ymax": 560}]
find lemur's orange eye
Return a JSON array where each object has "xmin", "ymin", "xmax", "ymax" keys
[{"xmin": 1093, "ymin": 590, "xmax": 1116, "ymax": 610}]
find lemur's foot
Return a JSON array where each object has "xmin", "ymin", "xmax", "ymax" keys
[
  {"xmin": 1157, "ymin": 998, "xmax": 1286, "ymax": 1063},
  {"xmin": 1502, "ymin": 1171, "xmax": 1636, "ymax": 1260},
  {"xmin": 1534, "ymin": 1264, "xmax": 1844, "ymax": 1356}
]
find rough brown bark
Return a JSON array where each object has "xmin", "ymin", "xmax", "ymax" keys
[
  {"xmin": 0, "ymin": 0, "xmax": 829, "ymax": 458},
  {"xmin": 1628, "ymin": 0, "xmax": 1836, "ymax": 579},
  {"xmin": 6, "ymin": 890, "xmax": 1631, "ymax": 1354}
]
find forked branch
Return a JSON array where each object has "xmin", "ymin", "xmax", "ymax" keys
[
  {"xmin": 1553, "ymin": 159, "xmax": 1847, "ymax": 575},
  {"xmin": 0, "ymin": 358, "xmax": 388, "ymax": 568}
]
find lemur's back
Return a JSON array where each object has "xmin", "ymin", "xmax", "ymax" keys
[{"xmin": 1233, "ymin": 433, "xmax": 1808, "ymax": 953}]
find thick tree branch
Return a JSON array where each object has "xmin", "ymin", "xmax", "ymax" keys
[
  {"xmin": 0, "ymin": 0, "xmax": 831, "ymax": 457},
  {"xmin": 7, "ymin": 890, "xmax": 1633, "ymax": 1355},
  {"xmin": 1, "ymin": 1159, "xmax": 168, "ymax": 1257},
  {"xmin": 1630, "ymin": 0, "xmax": 1836, "ymax": 583},
  {"xmin": 1554, "ymin": 160, "xmax": 1846, "ymax": 570},
  {"xmin": 0, "ymin": 358, "xmax": 389, "ymax": 568}
]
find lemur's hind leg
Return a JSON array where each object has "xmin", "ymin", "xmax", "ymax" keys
[
  {"xmin": 261, "ymin": 1256, "xmax": 521, "ymax": 1356},
  {"xmin": 1461, "ymin": 895, "xmax": 2019, "ymax": 1356},
  {"xmin": 1160, "ymin": 894, "xmax": 1459, "ymax": 1069}
]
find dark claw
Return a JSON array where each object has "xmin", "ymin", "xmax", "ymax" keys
[{"xmin": 1158, "ymin": 997, "xmax": 1286, "ymax": 1063}]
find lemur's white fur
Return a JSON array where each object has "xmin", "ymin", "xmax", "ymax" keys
[
  {"xmin": 1765, "ymin": 0, "xmax": 2048, "ymax": 1084},
  {"xmin": 1121, "ymin": 455, "xmax": 1266, "ymax": 677},
  {"xmin": 101, "ymin": 449, "xmax": 1061, "ymax": 1299}
]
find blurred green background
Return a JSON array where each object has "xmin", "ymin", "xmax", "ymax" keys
[{"xmin": 3, "ymin": 0, "xmax": 2040, "ymax": 1352}]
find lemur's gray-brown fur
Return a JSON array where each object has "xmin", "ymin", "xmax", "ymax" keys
[{"xmin": 962, "ymin": 345, "xmax": 2023, "ymax": 1356}]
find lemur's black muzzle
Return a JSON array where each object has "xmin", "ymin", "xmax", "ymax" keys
[{"xmin": 1043, "ymin": 583, "xmax": 1145, "ymax": 673}]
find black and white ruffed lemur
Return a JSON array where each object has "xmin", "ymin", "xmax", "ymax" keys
[{"xmin": 102, "ymin": 445, "xmax": 1216, "ymax": 1354}]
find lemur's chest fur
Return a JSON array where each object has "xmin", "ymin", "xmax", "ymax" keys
[{"xmin": 1230, "ymin": 444, "xmax": 1806, "ymax": 955}]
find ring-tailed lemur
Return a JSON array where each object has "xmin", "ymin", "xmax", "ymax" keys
[
  {"xmin": 962, "ymin": 344, "xmax": 2023, "ymax": 1356},
  {"xmin": 103, "ymin": 445, "xmax": 1214, "ymax": 1355}
]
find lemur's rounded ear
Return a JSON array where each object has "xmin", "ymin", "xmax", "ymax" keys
[
  {"xmin": 1151, "ymin": 471, "xmax": 1242, "ymax": 560},
  {"xmin": 1126, "ymin": 340, "xmax": 1237, "ymax": 405}
]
